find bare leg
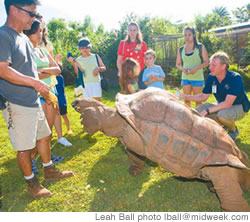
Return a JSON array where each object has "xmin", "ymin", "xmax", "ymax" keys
[
  {"xmin": 54, "ymin": 111, "xmax": 63, "ymax": 139},
  {"xmin": 202, "ymin": 166, "xmax": 250, "ymax": 212},
  {"xmin": 30, "ymin": 103, "xmax": 56, "ymax": 160},
  {"xmin": 43, "ymin": 102, "xmax": 57, "ymax": 144},
  {"xmin": 30, "ymin": 147, "xmax": 37, "ymax": 159},
  {"xmin": 36, "ymin": 135, "xmax": 51, "ymax": 164},
  {"xmin": 127, "ymin": 149, "xmax": 145, "ymax": 176},
  {"xmin": 17, "ymin": 150, "xmax": 33, "ymax": 176},
  {"xmin": 192, "ymin": 86, "xmax": 203, "ymax": 107},
  {"xmin": 62, "ymin": 114, "xmax": 71, "ymax": 132},
  {"xmin": 54, "ymin": 107, "xmax": 72, "ymax": 145},
  {"xmin": 182, "ymin": 85, "xmax": 192, "ymax": 107},
  {"xmin": 42, "ymin": 103, "xmax": 56, "ymax": 130}
]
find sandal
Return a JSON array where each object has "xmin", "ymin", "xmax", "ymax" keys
[
  {"xmin": 67, "ymin": 130, "xmax": 74, "ymax": 136},
  {"xmin": 51, "ymin": 152, "xmax": 64, "ymax": 164},
  {"xmin": 31, "ymin": 158, "xmax": 39, "ymax": 174}
]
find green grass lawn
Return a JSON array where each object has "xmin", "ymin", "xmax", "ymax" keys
[{"xmin": 0, "ymin": 86, "xmax": 249, "ymax": 212}]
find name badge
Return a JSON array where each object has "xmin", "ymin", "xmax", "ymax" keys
[{"xmin": 212, "ymin": 85, "xmax": 217, "ymax": 94}]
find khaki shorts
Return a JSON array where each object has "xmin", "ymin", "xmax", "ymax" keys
[
  {"xmin": 2, "ymin": 102, "xmax": 51, "ymax": 151},
  {"xmin": 196, "ymin": 102, "xmax": 246, "ymax": 121}
]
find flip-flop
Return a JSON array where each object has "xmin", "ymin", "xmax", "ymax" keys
[{"xmin": 51, "ymin": 153, "xmax": 64, "ymax": 164}]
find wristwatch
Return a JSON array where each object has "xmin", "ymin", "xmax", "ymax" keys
[{"xmin": 205, "ymin": 108, "xmax": 210, "ymax": 114}]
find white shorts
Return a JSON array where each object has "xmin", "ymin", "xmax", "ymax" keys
[
  {"xmin": 83, "ymin": 82, "xmax": 102, "ymax": 99},
  {"xmin": 2, "ymin": 102, "xmax": 51, "ymax": 151}
]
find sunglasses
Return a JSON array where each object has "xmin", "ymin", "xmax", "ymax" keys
[{"xmin": 13, "ymin": 5, "xmax": 41, "ymax": 19}]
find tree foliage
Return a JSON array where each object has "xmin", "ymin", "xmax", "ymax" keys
[
  {"xmin": 233, "ymin": 4, "xmax": 250, "ymax": 23},
  {"xmin": 46, "ymin": 3, "xmax": 248, "ymax": 85},
  {"xmin": 212, "ymin": 6, "xmax": 231, "ymax": 20},
  {"xmin": 195, "ymin": 13, "xmax": 232, "ymax": 37}
]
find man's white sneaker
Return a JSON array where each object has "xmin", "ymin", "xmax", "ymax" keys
[{"xmin": 57, "ymin": 137, "xmax": 72, "ymax": 147}]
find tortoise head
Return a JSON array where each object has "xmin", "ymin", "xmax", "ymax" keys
[
  {"xmin": 72, "ymin": 98, "xmax": 105, "ymax": 114},
  {"xmin": 80, "ymin": 105, "xmax": 125, "ymax": 136},
  {"xmin": 72, "ymin": 98, "xmax": 121, "ymax": 135},
  {"xmin": 72, "ymin": 98, "xmax": 105, "ymax": 134}
]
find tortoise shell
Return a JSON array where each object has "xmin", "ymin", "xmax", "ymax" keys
[{"xmin": 115, "ymin": 87, "xmax": 248, "ymax": 178}]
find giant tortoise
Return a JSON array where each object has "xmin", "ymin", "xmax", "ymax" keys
[{"xmin": 72, "ymin": 87, "xmax": 250, "ymax": 212}]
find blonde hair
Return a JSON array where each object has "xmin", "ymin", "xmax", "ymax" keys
[
  {"xmin": 120, "ymin": 58, "xmax": 140, "ymax": 93},
  {"xmin": 145, "ymin": 49, "xmax": 156, "ymax": 59},
  {"xmin": 210, "ymin": 52, "xmax": 230, "ymax": 69}
]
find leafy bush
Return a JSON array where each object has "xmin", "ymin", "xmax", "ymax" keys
[
  {"xmin": 246, "ymin": 65, "xmax": 250, "ymax": 72},
  {"xmin": 239, "ymin": 42, "xmax": 250, "ymax": 66},
  {"xmin": 166, "ymin": 67, "xmax": 181, "ymax": 87},
  {"xmin": 200, "ymin": 32, "xmax": 237, "ymax": 63}
]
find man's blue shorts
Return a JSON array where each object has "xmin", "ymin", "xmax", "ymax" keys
[{"xmin": 181, "ymin": 80, "xmax": 204, "ymax": 87}]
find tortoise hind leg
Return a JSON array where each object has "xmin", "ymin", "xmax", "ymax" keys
[
  {"xmin": 127, "ymin": 149, "xmax": 145, "ymax": 176},
  {"xmin": 238, "ymin": 169, "xmax": 250, "ymax": 191},
  {"xmin": 202, "ymin": 166, "xmax": 250, "ymax": 212}
]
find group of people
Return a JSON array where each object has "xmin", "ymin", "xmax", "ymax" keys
[
  {"xmin": 0, "ymin": 0, "xmax": 249, "ymax": 200},
  {"xmin": 0, "ymin": 0, "xmax": 75, "ymax": 199},
  {"xmin": 116, "ymin": 21, "xmax": 249, "ymax": 142},
  {"xmin": 117, "ymin": 22, "xmax": 165, "ymax": 94},
  {"xmin": 22, "ymin": 19, "xmax": 75, "ymax": 174}
]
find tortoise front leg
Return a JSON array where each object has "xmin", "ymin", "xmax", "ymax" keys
[
  {"xmin": 127, "ymin": 149, "xmax": 145, "ymax": 176},
  {"xmin": 202, "ymin": 166, "xmax": 250, "ymax": 212}
]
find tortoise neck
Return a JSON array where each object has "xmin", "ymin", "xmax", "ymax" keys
[{"xmin": 101, "ymin": 107, "xmax": 127, "ymax": 137}]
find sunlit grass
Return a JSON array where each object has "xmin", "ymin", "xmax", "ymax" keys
[{"xmin": 0, "ymin": 85, "xmax": 249, "ymax": 212}]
